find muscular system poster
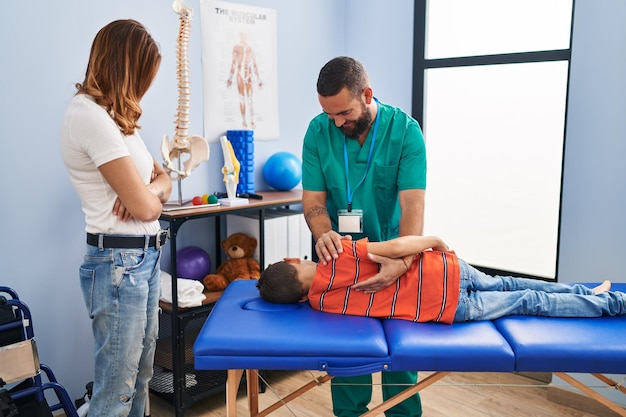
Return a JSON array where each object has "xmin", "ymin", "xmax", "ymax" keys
[{"xmin": 199, "ymin": 0, "xmax": 279, "ymax": 142}]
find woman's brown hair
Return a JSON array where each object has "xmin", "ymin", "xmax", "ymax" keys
[{"xmin": 76, "ymin": 19, "xmax": 161, "ymax": 135}]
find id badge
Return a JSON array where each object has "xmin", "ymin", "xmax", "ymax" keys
[{"xmin": 338, "ymin": 209, "xmax": 363, "ymax": 233}]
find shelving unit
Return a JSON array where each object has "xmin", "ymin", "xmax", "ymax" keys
[
  {"xmin": 226, "ymin": 208, "xmax": 311, "ymax": 268},
  {"xmin": 152, "ymin": 190, "xmax": 304, "ymax": 417}
]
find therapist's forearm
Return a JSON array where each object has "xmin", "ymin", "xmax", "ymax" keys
[
  {"xmin": 302, "ymin": 191, "xmax": 334, "ymax": 240},
  {"xmin": 304, "ymin": 205, "xmax": 333, "ymax": 240},
  {"xmin": 399, "ymin": 189, "xmax": 425, "ymax": 236},
  {"xmin": 399, "ymin": 209, "xmax": 423, "ymax": 236}
]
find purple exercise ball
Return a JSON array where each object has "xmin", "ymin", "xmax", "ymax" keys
[{"xmin": 176, "ymin": 246, "xmax": 211, "ymax": 280}]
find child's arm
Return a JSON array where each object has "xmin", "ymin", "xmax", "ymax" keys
[
  {"xmin": 366, "ymin": 236, "xmax": 449, "ymax": 258},
  {"xmin": 352, "ymin": 236, "xmax": 449, "ymax": 294}
]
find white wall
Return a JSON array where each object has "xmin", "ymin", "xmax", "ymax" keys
[
  {"xmin": 553, "ymin": 0, "xmax": 626, "ymax": 405},
  {"xmin": 558, "ymin": 0, "xmax": 626, "ymax": 284}
]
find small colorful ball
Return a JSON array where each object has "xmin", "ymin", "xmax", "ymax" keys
[
  {"xmin": 192, "ymin": 196, "xmax": 203, "ymax": 205},
  {"xmin": 208, "ymin": 194, "xmax": 219, "ymax": 204},
  {"xmin": 202, "ymin": 194, "xmax": 210, "ymax": 204}
]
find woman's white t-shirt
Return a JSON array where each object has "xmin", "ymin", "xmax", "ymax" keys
[{"xmin": 60, "ymin": 94, "xmax": 160, "ymax": 236}]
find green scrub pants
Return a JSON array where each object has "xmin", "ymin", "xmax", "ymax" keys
[{"xmin": 331, "ymin": 371, "xmax": 422, "ymax": 417}]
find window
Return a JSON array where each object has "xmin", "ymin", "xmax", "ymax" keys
[{"xmin": 413, "ymin": 0, "xmax": 574, "ymax": 279}]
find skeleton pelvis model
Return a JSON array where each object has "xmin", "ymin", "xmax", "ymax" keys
[
  {"xmin": 162, "ymin": 0, "xmax": 209, "ymax": 180},
  {"xmin": 162, "ymin": 134, "xmax": 209, "ymax": 180}
]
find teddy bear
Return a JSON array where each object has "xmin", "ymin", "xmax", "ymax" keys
[{"xmin": 202, "ymin": 232, "xmax": 261, "ymax": 292}]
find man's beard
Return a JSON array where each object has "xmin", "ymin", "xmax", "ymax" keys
[{"xmin": 340, "ymin": 102, "xmax": 373, "ymax": 139}]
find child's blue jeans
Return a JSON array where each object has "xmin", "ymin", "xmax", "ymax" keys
[{"xmin": 454, "ymin": 259, "xmax": 626, "ymax": 322}]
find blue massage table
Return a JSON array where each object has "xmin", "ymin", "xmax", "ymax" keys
[{"xmin": 194, "ymin": 281, "xmax": 626, "ymax": 416}]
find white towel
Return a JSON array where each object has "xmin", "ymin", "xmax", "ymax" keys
[{"xmin": 160, "ymin": 271, "xmax": 206, "ymax": 308}]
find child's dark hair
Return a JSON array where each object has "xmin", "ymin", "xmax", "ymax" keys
[{"xmin": 257, "ymin": 261, "xmax": 307, "ymax": 304}]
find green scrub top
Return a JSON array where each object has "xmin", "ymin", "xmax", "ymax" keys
[{"xmin": 302, "ymin": 100, "xmax": 426, "ymax": 242}]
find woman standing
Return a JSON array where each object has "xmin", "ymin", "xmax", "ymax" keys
[{"xmin": 60, "ymin": 19, "xmax": 171, "ymax": 417}]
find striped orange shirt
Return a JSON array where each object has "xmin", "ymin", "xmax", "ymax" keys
[{"xmin": 308, "ymin": 238, "xmax": 460, "ymax": 324}]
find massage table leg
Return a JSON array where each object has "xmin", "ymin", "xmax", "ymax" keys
[
  {"xmin": 362, "ymin": 372, "xmax": 626, "ymax": 417},
  {"xmin": 227, "ymin": 370, "xmax": 626, "ymax": 417},
  {"xmin": 226, "ymin": 369, "xmax": 244, "ymax": 416},
  {"xmin": 231, "ymin": 370, "xmax": 450, "ymax": 417},
  {"xmin": 251, "ymin": 373, "xmax": 332, "ymax": 417},
  {"xmin": 592, "ymin": 373, "xmax": 626, "ymax": 396},
  {"xmin": 226, "ymin": 369, "xmax": 332, "ymax": 417},
  {"xmin": 554, "ymin": 373, "xmax": 626, "ymax": 417},
  {"xmin": 247, "ymin": 370, "xmax": 260, "ymax": 415},
  {"xmin": 360, "ymin": 372, "xmax": 450, "ymax": 417}
]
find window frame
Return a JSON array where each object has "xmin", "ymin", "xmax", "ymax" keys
[{"xmin": 411, "ymin": 0, "xmax": 575, "ymax": 280}]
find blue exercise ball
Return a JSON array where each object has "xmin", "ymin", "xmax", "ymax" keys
[
  {"xmin": 176, "ymin": 246, "xmax": 211, "ymax": 280},
  {"xmin": 263, "ymin": 152, "xmax": 302, "ymax": 191}
]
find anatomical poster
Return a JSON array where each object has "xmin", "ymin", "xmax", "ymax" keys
[{"xmin": 200, "ymin": 0, "xmax": 279, "ymax": 141}]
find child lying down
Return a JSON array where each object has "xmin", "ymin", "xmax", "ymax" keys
[{"xmin": 256, "ymin": 235, "xmax": 625, "ymax": 323}]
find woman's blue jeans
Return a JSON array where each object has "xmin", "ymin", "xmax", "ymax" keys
[
  {"xmin": 454, "ymin": 259, "xmax": 626, "ymax": 322},
  {"xmin": 80, "ymin": 243, "xmax": 161, "ymax": 417}
]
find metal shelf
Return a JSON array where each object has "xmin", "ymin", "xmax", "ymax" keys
[{"xmin": 154, "ymin": 190, "xmax": 302, "ymax": 417}]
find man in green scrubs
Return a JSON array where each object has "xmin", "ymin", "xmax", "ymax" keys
[{"xmin": 301, "ymin": 56, "xmax": 426, "ymax": 417}]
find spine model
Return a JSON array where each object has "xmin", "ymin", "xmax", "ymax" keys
[{"xmin": 161, "ymin": 0, "xmax": 209, "ymax": 180}]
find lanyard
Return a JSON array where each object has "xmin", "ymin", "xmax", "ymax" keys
[{"xmin": 343, "ymin": 98, "xmax": 380, "ymax": 212}]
